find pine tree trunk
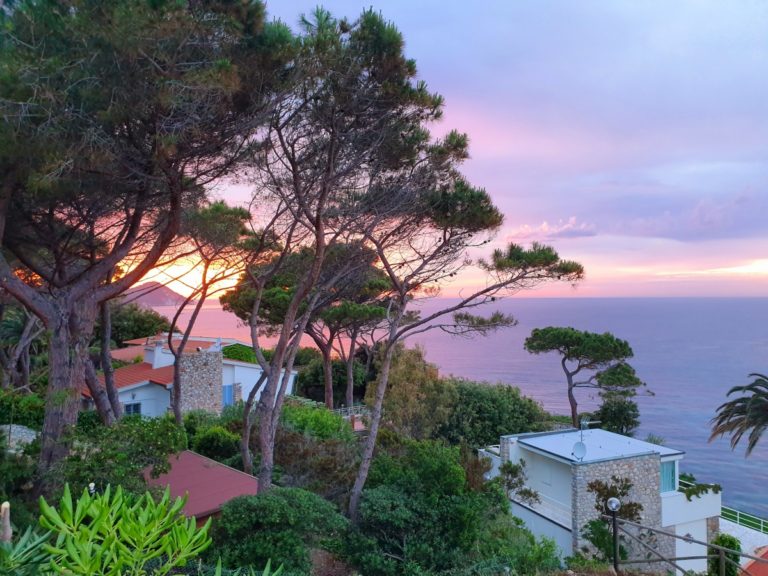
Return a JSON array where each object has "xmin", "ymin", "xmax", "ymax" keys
[
  {"xmin": 84, "ymin": 359, "xmax": 117, "ymax": 425},
  {"xmin": 100, "ymin": 302, "xmax": 121, "ymax": 419},
  {"xmin": 322, "ymin": 346, "xmax": 334, "ymax": 409},
  {"xmin": 348, "ymin": 338, "xmax": 396, "ymax": 521},
  {"xmin": 345, "ymin": 332, "xmax": 357, "ymax": 410},
  {"xmin": 38, "ymin": 303, "xmax": 98, "ymax": 482}
]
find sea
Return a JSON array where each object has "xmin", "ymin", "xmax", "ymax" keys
[{"xmin": 155, "ymin": 297, "xmax": 768, "ymax": 517}]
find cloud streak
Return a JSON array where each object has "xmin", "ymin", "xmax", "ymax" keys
[{"xmin": 507, "ymin": 217, "xmax": 597, "ymax": 241}]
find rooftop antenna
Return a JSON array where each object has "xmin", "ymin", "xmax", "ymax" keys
[{"xmin": 572, "ymin": 417, "xmax": 600, "ymax": 461}]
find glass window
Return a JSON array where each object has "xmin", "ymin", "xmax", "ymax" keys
[
  {"xmin": 660, "ymin": 461, "xmax": 676, "ymax": 492},
  {"xmin": 124, "ymin": 402, "xmax": 142, "ymax": 416}
]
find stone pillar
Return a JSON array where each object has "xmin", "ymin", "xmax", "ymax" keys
[
  {"xmin": 500, "ymin": 435, "xmax": 516, "ymax": 464},
  {"xmin": 178, "ymin": 350, "xmax": 223, "ymax": 414},
  {"xmin": 571, "ymin": 454, "xmax": 674, "ymax": 566},
  {"xmin": 707, "ymin": 516, "xmax": 720, "ymax": 543}
]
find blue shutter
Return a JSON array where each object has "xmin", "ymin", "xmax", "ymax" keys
[{"xmin": 222, "ymin": 385, "xmax": 234, "ymax": 407}]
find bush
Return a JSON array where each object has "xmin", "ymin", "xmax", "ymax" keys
[
  {"xmin": 366, "ymin": 346, "xmax": 455, "ymax": 440},
  {"xmin": 0, "ymin": 392, "xmax": 44, "ymax": 429},
  {"xmin": 297, "ymin": 358, "xmax": 366, "ymax": 405},
  {"xmin": 193, "ymin": 426, "xmax": 240, "ymax": 462},
  {"xmin": 60, "ymin": 415, "xmax": 187, "ymax": 495},
  {"xmin": 223, "ymin": 344, "xmax": 258, "ymax": 364},
  {"xmin": 594, "ymin": 398, "xmax": 640, "ymax": 436},
  {"xmin": 210, "ymin": 487, "xmax": 348, "ymax": 574},
  {"xmin": 708, "ymin": 533, "xmax": 741, "ymax": 576},
  {"xmin": 280, "ymin": 401, "xmax": 354, "ymax": 441},
  {"xmin": 436, "ymin": 379, "xmax": 548, "ymax": 447},
  {"xmin": 184, "ymin": 410, "xmax": 220, "ymax": 441},
  {"xmin": 274, "ymin": 427, "xmax": 359, "ymax": 506},
  {"xmin": 349, "ymin": 438, "xmax": 551, "ymax": 576}
]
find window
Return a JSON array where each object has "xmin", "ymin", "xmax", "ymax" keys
[
  {"xmin": 222, "ymin": 385, "xmax": 234, "ymax": 407},
  {"xmin": 660, "ymin": 461, "xmax": 676, "ymax": 492},
  {"xmin": 124, "ymin": 402, "xmax": 142, "ymax": 416}
]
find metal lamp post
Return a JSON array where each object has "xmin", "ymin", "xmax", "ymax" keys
[{"xmin": 607, "ymin": 497, "xmax": 622, "ymax": 574}]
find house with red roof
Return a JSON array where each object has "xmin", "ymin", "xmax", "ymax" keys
[
  {"xmin": 145, "ymin": 450, "xmax": 259, "ymax": 525},
  {"xmin": 83, "ymin": 334, "xmax": 297, "ymax": 417}
]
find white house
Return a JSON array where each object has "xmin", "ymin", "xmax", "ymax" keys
[
  {"xmin": 481, "ymin": 428, "xmax": 721, "ymax": 573},
  {"xmin": 84, "ymin": 335, "xmax": 297, "ymax": 417}
]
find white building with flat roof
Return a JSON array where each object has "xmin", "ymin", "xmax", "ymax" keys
[{"xmin": 482, "ymin": 428, "xmax": 721, "ymax": 572}]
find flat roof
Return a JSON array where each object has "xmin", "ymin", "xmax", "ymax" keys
[{"xmin": 512, "ymin": 428, "xmax": 683, "ymax": 464}]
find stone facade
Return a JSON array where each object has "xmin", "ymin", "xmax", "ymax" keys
[
  {"xmin": 707, "ymin": 515, "xmax": 720, "ymax": 542},
  {"xmin": 178, "ymin": 350, "xmax": 222, "ymax": 414},
  {"xmin": 571, "ymin": 454, "xmax": 675, "ymax": 568}
]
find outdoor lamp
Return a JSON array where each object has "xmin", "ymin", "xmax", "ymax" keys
[{"xmin": 606, "ymin": 497, "xmax": 622, "ymax": 574}]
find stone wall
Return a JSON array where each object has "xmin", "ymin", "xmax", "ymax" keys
[
  {"xmin": 707, "ymin": 515, "xmax": 720, "ymax": 543},
  {"xmin": 571, "ymin": 454, "xmax": 675, "ymax": 566},
  {"xmin": 179, "ymin": 350, "xmax": 222, "ymax": 414}
]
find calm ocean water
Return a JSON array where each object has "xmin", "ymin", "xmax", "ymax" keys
[{"xmin": 157, "ymin": 297, "xmax": 768, "ymax": 516}]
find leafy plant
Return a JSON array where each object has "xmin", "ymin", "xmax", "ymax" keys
[
  {"xmin": 498, "ymin": 459, "xmax": 540, "ymax": 506},
  {"xmin": 59, "ymin": 416, "xmax": 187, "ymax": 496},
  {"xmin": 280, "ymin": 401, "xmax": 354, "ymax": 441},
  {"xmin": 435, "ymin": 379, "xmax": 548, "ymax": 447},
  {"xmin": 210, "ymin": 487, "xmax": 347, "ymax": 574},
  {"xmin": 0, "ymin": 525, "xmax": 50, "ymax": 576},
  {"xmin": 708, "ymin": 533, "xmax": 741, "ymax": 576},
  {"xmin": 679, "ymin": 472, "xmax": 722, "ymax": 502},
  {"xmin": 193, "ymin": 426, "xmax": 240, "ymax": 462},
  {"xmin": 39, "ymin": 485, "xmax": 211, "ymax": 576}
]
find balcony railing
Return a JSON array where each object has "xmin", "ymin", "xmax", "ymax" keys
[{"xmin": 679, "ymin": 478, "xmax": 768, "ymax": 535}]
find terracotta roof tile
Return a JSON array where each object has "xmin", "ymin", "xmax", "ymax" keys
[
  {"xmin": 81, "ymin": 362, "xmax": 173, "ymax": 397},
  {"xmin": 146, "ymin": 451, "xmax": 259, "ymax": 519},
  {"xmin": 109, "ymin": 346, "xmax": 145, "ymax": 362}
]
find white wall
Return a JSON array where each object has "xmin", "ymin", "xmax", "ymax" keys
[
  {"xmin": 512, "ymin": 502, "xmax": 573, "ymax": 559},
  {"xmin": 674, "ymin": 518, "xmax": 708, "ymax": 573},
  {"xmin": 661, "ymin": 490, "xmax": 721, "ymax": 527},
  {"xmin": 224, "ymin": 360, "xmax": 296, "ymax": 404},
  {"xmin": 117, "ymin": 383, "xmax": 170, "ymax": 418},
  {"xmin": 522, "ymin": 450, "xmax": 573, "ymax": 512}
]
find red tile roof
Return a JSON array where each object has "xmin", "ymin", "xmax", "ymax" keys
[
  {"xmin": 109, "ymin": 346, "xmax": 145, "ymax": 362},
  {"xmin": 81, "ymin": 362, "xmax": 173, "ymax": 397},
  {"xmin": 747, "ymin": 547, "xmax": 768, "ymax": 576},
  {"xmin": 146, "ymin": 451, "xmax": 259, "ymax": 519}
]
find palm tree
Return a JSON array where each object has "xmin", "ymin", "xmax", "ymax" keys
[{"xmin": 710, "ymin": 373, "xmax": 768, "ymax": 456}]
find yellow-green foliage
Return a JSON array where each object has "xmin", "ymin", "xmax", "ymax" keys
[{"xmin": 39, "ymin": 485, "xmax": 211, "ymax": 576}]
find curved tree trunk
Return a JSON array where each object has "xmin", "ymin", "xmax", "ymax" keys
[
  {"xmin": 38, "ymin": 304, "xmax": 97, "ymax": 484},
  {"xmin": 100, "ymin": 301, "xmax": 121, "ymax": 419},
  {"xmin": 321, "ymin": 345, "xmax": 333, "ymax": 409},
  {"xmin": 241, "ymin": 372, "xmax": 267, "ymax": 476},
  {"xmin": 345, "ymin": 328, "xmax": 358, "ymax": 410},
  {"xmin": 84, "ymin": 358, "xmax": 117, "ymax": 425},
  {"xmin": 348, "ymin": 336, "xmax": 396, "ymax": 521},
  {"xmin": 562, "ymin": 358, "xmax": 579, "ymax": 427}
]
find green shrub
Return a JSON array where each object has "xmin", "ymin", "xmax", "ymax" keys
[
  {"xmin": 297, "ymin": 358, "xmax": 366, "ymax": 405},
  {"xmin": 223, "ymin": 344, "xmax": 258, "ymax": 364},
  {"xmin": 708, "ymin": 533, "xmax": 741, "ymax": 576},
  {"xmin": 280, "ymin": 401, "xmax": 354, "ymax": 441},
  {"xmin": 193, "ymin": 426, "xmax": 240, "ymax": 462},
  {"xmin": 0, "ymin": 392, "xmax": 44, "ymax": 429},
  {"xmin": 349, "ymin": 438, "xmax": 552, "ymax": 576},
  {"xmin": 210, "ymin": 487, "xmax": 348, "ymax": 574},
  {"xmin": 60, "ymin": 415, "xmax": 187, "ymax": 494},
  {"xmin": 436, "ymin": 379, "xmax": 548, "ymax": 447},
  {"xmin": 0, "ymin": 525, "xmax": 50, "ymax": 576},
  {"xmin": 184, "ymin": 410, "xmax": 220, "ymax": 441}
]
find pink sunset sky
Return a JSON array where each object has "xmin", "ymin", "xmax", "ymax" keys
[{"xmin": 204, "ymin": 1, "xmax": 768, "ymax": 298}]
